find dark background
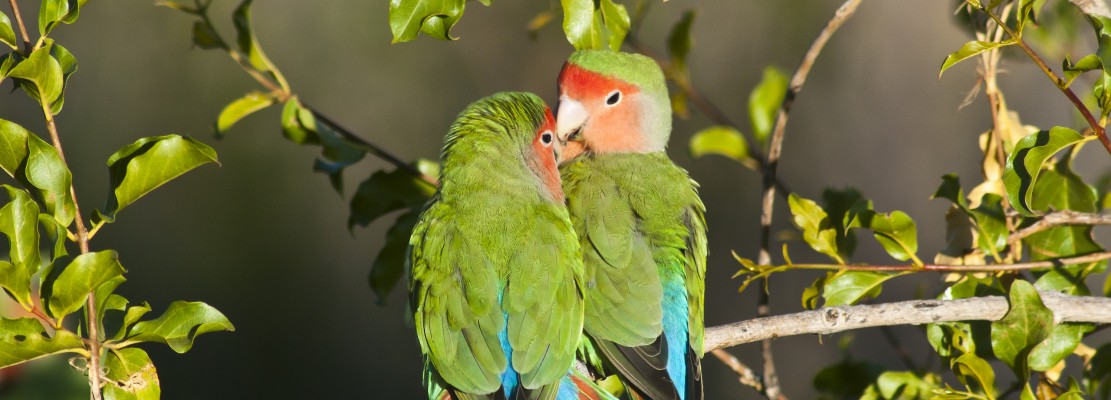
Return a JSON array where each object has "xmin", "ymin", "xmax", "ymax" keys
[{"xmin": 1, "ymin": 0, "xmax": 1108, "ymax": 398}]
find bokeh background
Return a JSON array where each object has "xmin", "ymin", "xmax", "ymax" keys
[{"xmin": 1, "ymin": 0, "xmax": 1109, "ymax": 398}]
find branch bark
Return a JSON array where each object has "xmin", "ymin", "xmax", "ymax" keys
[
  {"xmin": 1008, "ymin": 211, "xmax": 1111, "ymax": 244},
  {"xmin": 704, "ymin": 291, "xmax": 1111, "ymax": 351}
]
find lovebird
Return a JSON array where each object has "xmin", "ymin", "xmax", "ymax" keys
[
  {"xmin": 555, "ymin": 50, "xmax": 708, "ymax": 400},
  {"xmin": 408, "ymin": 92, "xmax": 614, "ymax": 400}
]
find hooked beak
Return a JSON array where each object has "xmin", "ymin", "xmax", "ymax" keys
[{"xmin": 556, "ymin": 98, "xmax": 587, "ymax": 143}]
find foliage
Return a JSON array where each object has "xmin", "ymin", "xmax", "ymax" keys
[{"xmin": 0, "ymin": 1, "xmax": 231, "ymax": 398}]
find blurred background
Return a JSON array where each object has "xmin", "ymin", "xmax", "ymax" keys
[{"xmin": 0, "ymin": 0, "xmax": 1108, "ymax": 398}]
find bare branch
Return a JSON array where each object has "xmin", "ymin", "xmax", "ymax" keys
[
  {"xmin": 782, "ymin": 250, "xmax": 1111, "ymax": 272},
  {"xmin": 709, "ymin": 349, "xmax": 764, "ymax": 393},
  {"xmin": 704, "ymin": 291, "xmax": 1111, "ymax": 351},
  {"xmin": 1008, "ymin": 211, "xmax": 1111, "ymax": 244},
  {"xmin": 6, "ymin": 0, "xmax": 31, "ymax": 53}
]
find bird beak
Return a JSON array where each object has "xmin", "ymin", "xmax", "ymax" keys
[
  {"xmin": 552, "ymin": 139, "xmax": 563, "ymax": 162},
  {"xmin": 556, "ymin": 98, "xmax": 587, "ymax": 143}
]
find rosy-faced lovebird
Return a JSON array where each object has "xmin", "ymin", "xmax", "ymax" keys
[
  {"xmin": 409, "ymin": 92, "xmax": 615, "ymax": 400},
  {"xmin": 555, "ymin": 50, "xmax": 708, "ymax": 400}
]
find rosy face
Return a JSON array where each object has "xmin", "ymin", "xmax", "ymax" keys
[
  {"xmin": 556, "ymin": 62, "xmax": 643, "ymax": 162},
  {"xmin": 530, "ymin": 107, "xmax": 564, "ymax": 202}
]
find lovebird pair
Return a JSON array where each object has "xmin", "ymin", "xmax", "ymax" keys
[{"xmin": 408, "ymin": 50, "xmax": 707, "ymax": 400}]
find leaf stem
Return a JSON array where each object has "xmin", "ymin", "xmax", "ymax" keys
[
  {"xmin": 5, "ymin": 0, "xmax": 30, "ymax": 53},
  {"xmin": 982, "ymin": 7, "xmax": 1111, "ymax": 155},
  {"xmin": 781, "ymin": 250, "xmax": 1111, "ymax": 272}
]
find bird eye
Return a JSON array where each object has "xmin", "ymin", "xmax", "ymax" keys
[
  {"xmin": 605, "ymin": 90, "xmax": 621, "ymax": 106},
  {"xmin": 541, "ymin": 131, "xmax": 554, "ymax": 145}
]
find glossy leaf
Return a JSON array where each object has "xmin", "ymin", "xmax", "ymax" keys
[
  {"xmin": 0, "ymin": 11, "xmax": 16, "ymax": 50},
  {"xmin": 822, "ymin": 271, "xmax": 895, "ymax": 307},
  {"xmin": 861, "ymin": 371, "xmax": 942, "ymax": 400},
  {"xmin": 801, "ymin": 272, "xmax": 831, "ymax": 310},
  {"xmin": 280, "ymin": 97, "xmax": 318, "ymax": 145},
  {"xmin": 787, "ymin": 193, "xmax": 843, "ymax": 263},
  {"xmin": 369, "ymin": 208, "xmax": 421, "ymax": 303},
  {"xmin": 689, "ymin": 125, "xmax": 748, "ymax": 163},
  {"xmin": 952, "ymin": 353, "xmax": 997, "ymax": 398},
  {"xmin": 94, "ymin": 276, "xmax": 126, "ymax": 330},
  {"xmin": 1063, "ymin": 54, "xmax": 1102, "ymax": 88},
  {"xmin": 991, "ymin": 280, "xmax": 1053, "ymax": 378},
  {"xmin": 216, "ymin": 91, "xmax": 274, "ymax": 135},
  {"xmin": 126, "ymin": 301, "xmax": 234, "ymax": 353},
  {"xmin": 940, "ymin": 40, "xmax": 1014, "ymax": 78},
  {"xmin": 597, "ymin": 0, "xmax": 629, "ymax": 51},
  {"xmin": 1026, "ymin": 158, "xmax": 1104, "ymax": 294},
  {"xmin": 1028, "ymin": 323, "xmax": 1093, "ymax": 371},
  {"xmin": 389, "ymin": 0, "xmax": 465, "ymax": 43},
  {"xmin": 821, "ymin": 188, "xmax": 865, "ymax": 260},
  {"xmin": 348, "ymin": 167, "xmax": 435, "ymax": 230},
  {"xmin": 103, "ymin": 348, "xmax": 160, "ymax": 400},
  {"xmin": 48, "ymin": 250, "xmax": 125, "ymax": 320},
  {"xmin": 46, "ymin": 40, "xmax": 77, "ymax": 114},
  {"xmin": 561, "ymin": 0, "xmax": 628, "ymax": 51},
  {"xmin": 0, "ymin": 119, "xmax": 31, "ymax": 177},
  {"xmin": 0, "ymin": 317, "xmax": 83, "ymax": 368},
  {"xmin": 38, "ymin": 0, "xmax": 77, "ymax": 37},
  {"xmin": 8, "ymin": 45, "xmax": 63, "ymax": 105},
  {"xmin": 112, "ymin": 302, "xmax": 152, "ymax": 341},
  {"xmin": 101, "ymin": 135, "xmax": 219, "ymax": 219},
  {"xmin": 667, "ymin": 10, "xmax": 695, "ymax": 73},
  {"xmin": 847, "ymin": 209, "xmax": 919, "ymax": 262},
  {"xmin": 0, "ymin": 186, "xmax": 41, "ymax": 308},
  {"xmin": 1004, "ymin": 127, "xmax": 1093, "ymax": 215},
  {"xmin": 24, "ymin": 133, "xmax": 75, "ymax": 226},
  {"xmin": 233, "ymin": 0, "xmax": 279, "ymax": 74},
  {"xmin": 748, "ymin": 66, "xmax": 788, "ymax": 146}
]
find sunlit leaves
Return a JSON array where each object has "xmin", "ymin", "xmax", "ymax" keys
[
  {"xmin": 38, "ymin": 0, "xmax": 81, "ymax": 37},
  {"xmin": 688, "ymin": 125, "xmax": 750, "ymax": 165},
  {"xmin": 48, "ymin": 251, "xmax": 125, "ymax": 320},
  {"xmin": 216, "ymin": 91, "xmax": 275, "ymax": 135},
  {"xmin": 1004, "ymin": 127, "xmax": 1093, "ymax": 215},
  {"xmin": 233, "ymin": 0, "xmax": 276, "ymax": 73},
  {"xmin": 0, "ymin": 11, "xmax": 16, "ymax": 50},
  {"xmin": 100, "ymin": 135, "xmax": 219, "ymax": 221},
  {"xmin": 1063, "ymin": 54, "xmax": 1102, "ymax": 88},
  {"xmin": 46, "ymin": 40, "xmax": 77, "ymax": 114},
  {"xmin": 0, "ymin": 317, "xmax": 84, "ymax": 368},
  {"xmin": 788, "ymin": 193, "xmax": 843, "ymax": 264},
  {"xmin": 125, "ymin": 301, "xmax": 234, "ymax": 353},
  {"xmin": 1028, "ymin": 323, "xmax": 1093, "ymax": 372},
  {"xmin": 8, "ymin": 44, "xmax": 63, "ymax": 105},
  {"xmin": 561, "ymin": 0, "xmax": 629, "ymax": 51},
  {"xmin": 286, "ymin": 101, "xmax": 365, "ymax": 193},
  {"xmin": 952, "ymin": 353, "xmax": 997, "ymax": 397},
  {"xmin": 859, "ymin": 371, "xmax": 943, "ymax": 400},
  {"xmin": 932, "ymin": 175, "xmax": 1008, "ymax": 258},
  {"xmin": 991, "ymin": 280, "xmax": 1054, "ymax": 380},
  {"xmin": 0, "ymin": 186, "xmax": 42, "ymax": 308},
  {"xmin": 24, "ymin": 132, "xmax": 75, "ymax": 226},
  {"xmin": 389, "ymin": 0, "xmax": 466, "ymax": 43},
  {"xmin": 822, "ymin": 271, "xmax": 896, "ymax": 307},
  {"xmin": 939, "ymin": 40, "xmax": 1015, "ymax": 78},
  {"xmin": 103, "ymin": 348, "xmax": 160, "ymax": 400},
  {"xmin": 846, "ymin": 208, "xmax": 920, "ymax": 263},
  {"xmin": 749, "ymin": 66, "xmax": 788, "ymax": 146}
]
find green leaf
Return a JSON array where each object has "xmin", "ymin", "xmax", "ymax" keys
[
  {"xmin": 8, "ymin": 44, "xmax": 64, "ymax": 105},
  {"xmin": 369, "ymin": 208, "xmax": 421, "ymax": 304},
  {"xmin": 102, "ymin": 348, "xmax": 160, "ymax": 400},
  {"xmin": 1028, "ymin": 323, "xmax": 1094, "ymax": 371},
  {"xmin": 991, "ymin": 280, "xmax": 1053, "ymax": 379},
  {"xmin": 111, "ymin": 302, "xmax": 152, "ymax": 341},
  {"xmin": 560, "ymin": 0, "xmax": 628, "ymax": 51},
  {"xmin": 1004, "ymin": 127, "xmax": 1093, "ymax": 216},
  {"xmin": 0, "ymin": 317, "xmax": 83, "ymax": 368},
  {"xmin": 101, "ymin": 135, "xmax": 219, "ymax": 219},
  {"xmin": 801, "ymin": 272, "xmax": 831, "ymax": 310},
  {"xmin": 1063, "ymin": 54, "xmax": 1103, "ymax": 88},
  {"xmin": 388, "ymin": 0, "xmax": 465, "ymax": 43},
  {"xmin": 813, "ymin": 359, "xmax": 883, "ymax": 398},
  {"xmin": 787, "ymin": 193, "xmax": 843, "ymax": 264},
  {"xmin": 94, "ymin": 276, "xmax": 126, "ymax": 331},
  {"xmin": 667, "ymin": 10, "xmax": 696, "ymax": 75},
  {"xmin": 38, "ymin": 0, "xmax": 76, "ymax": 37},
  {"xmin": 126, "ymin": 301, "xmax": 234, "ymax": 353},
  {"xmin": 822, "ymin": 271, "xmax": 896, "ymax": 307},
  {"xmin": 689, "ymin": 125, "xmax": 749, "ymax": 164},
  {"xmin": 215, "ymin": 91, "xmax": 275, "ymax": 135},
  {"xmin": 939, "ymin": 40, "xmax": 1015, "ymax": 78},
  {"xmin": 1089, "ymin": 343, "xmax": 1111, "ymax": 400},
  {"xmin": 0, "ymin": 186, "xmax": 41, "ymax": 308},
  {"xmin": 0, "ymin": 119, "xmax": 31, "ymax": 177},
  {"xmin": 299, "ymin": 108, "xmax": 364, "ymax": 193},
  {"xmin": 191, "ymin": 21, "xmax": 225, "ymax": 49},
  {"xmin": 24, "ymin": 133, "xmax": 75, "ymax": 226},
  {"xmin": 0, "ymin": 11, "xmax": 16, "ymax": 50},
  {"xmin": 46, "ymin": 40, "xmax": 77, "ymax": 114},
  {"xmin": 821, "ymin": 188, "xmax": 865, "ymax": 260},
  {"xmin": 952, "ymin": 353, "xmax": 997, "ymax": 398},
  {"xmin": 48, "ymin": 250, "xmax": 125, "ymax": 320},
  {"xmin": 280, "ymin": 97, "xmax": 317, "ymax": 145},
  {"xmin": 748, "ymin": 66, "xmax": 789, "ymax": 146},
  {"xmin": 846, "ymin": 209, "xmax": 919, "ymax": 262},
  {"xmin": 39, "ymin": 213, "xmax": 67, "ymax": 262},
  {"xmin": 348, "ymin": 167, "xmax": 435, "ymax": 230},
  {"xmin": 867, "ymin": 371, "xmax": 942, "ymax": 400},
  {"xmin": 971, "ymin": 194, "xmax": 1008, "ymax": 255},
  {"xmin": 233, "ymin": 0, "xmax": 279, "ymax": 73}
]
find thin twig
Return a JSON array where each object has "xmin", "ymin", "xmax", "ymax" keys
[
  {"xmin": 781, "ymin": 250, "xmax": 1111, "ymax": 272},
  {"xmin": 308, "ymin": 109, "xmax": 438, "ymax": 186},
  {"xmin": 1007, "ymin": 211, "xmax": 1111, "ymax": 245},
  {"xmin": 6, "ymin": 0, "xmax": 31, "ymax": 53},
  {"xmin": 982, "ymin": 7, "xmax": 1111, "ymax": 155},
  {"xmin": 709, "ymin": 349, "xmax": 764, "ymax": 392},
  {"xmin": 754, "ymin": 1, "xmax": 863, "ymax": 398},
  {"xmin": 704, "ymin": 290, "xmax": 1111, "ymax": 351}
]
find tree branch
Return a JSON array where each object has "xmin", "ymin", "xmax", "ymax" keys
[
  {"xmin": 709, "ymin": 349, "xmax": 764, "ymax": 393},
  {"xmin": 704, "ymin": 290, "xmax": 1111, "ymax": 351},
  {"xmin": 753, "ymin": 0, "xmax": 863, "ymax": 397},
  {"xmin": 6, "ymin": 0, "xmax": 31, "ymax": 53},
  {"xmin": 782, "ymin": 250, "xmax": 1111, "ymax": 272},
  {"xmin": 1008, "ymin": 210, "xmax": 1111, "ymax": 245}
]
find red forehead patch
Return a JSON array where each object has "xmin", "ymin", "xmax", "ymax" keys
[{"xmin": 558, "ymin": 62, "xmax": 640, "ymax": 99}]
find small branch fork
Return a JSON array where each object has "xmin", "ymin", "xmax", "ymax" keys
[{"xmin": 703, "ymin": 290, "xmax": 1111, "ymax": 351}]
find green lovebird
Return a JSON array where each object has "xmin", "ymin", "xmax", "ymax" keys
[
  {"xmin": 555, "ymin": 50, "xmax": 708, "ymax": 400},
  {"xmin": 408, "ymin": 92, "xmax": 615, "ymax": 400}
]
